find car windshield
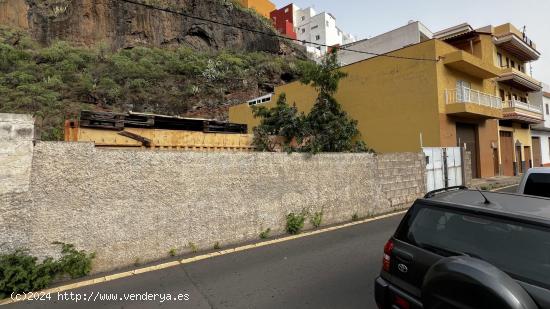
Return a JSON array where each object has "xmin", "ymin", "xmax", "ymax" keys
[
  {"xmin": 400, "ymin": 206, "xmax": 550, "ymax": 288},
  {"xmin": 524, "ymin": 173, "xmax": 550, "ymax": 198}
]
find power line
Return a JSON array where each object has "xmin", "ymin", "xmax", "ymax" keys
[{"xmin": 117, "ymin": 0, "xmax": 439, "ymax": 62}]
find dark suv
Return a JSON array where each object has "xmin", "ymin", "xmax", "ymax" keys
[{"xmin": 375, "ymin": 187, "xmax": 550, "ymax": 309}]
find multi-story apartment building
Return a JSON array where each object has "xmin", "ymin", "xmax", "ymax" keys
[
  {"xmin": 337, "ymin": 21, "xmax": 433, "ymax": 66},
  {"xmin": 270, "ymin": 4, "xmax": 355, "ymax": 58},
  {"xmin": 235, "ymin": 0, "xmax": 276, "ymax": 19},
  {"xmin": 229, "ymin": 22, "xmax": 542, "ymax": 179},
  {"xmin": 531, "ymin": 83, "xmax": 550, "ymax": 167},
  {"xmin": 270, "ymin": 4, "xmax": 298, "ymax": 40}
]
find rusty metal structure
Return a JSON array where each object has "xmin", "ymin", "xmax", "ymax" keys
[{"xmin": 65, "ymin": 111, "xmax": 254, "ymax": 151}]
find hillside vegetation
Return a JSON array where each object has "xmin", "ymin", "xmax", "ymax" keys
[{"xmin": 0, "ymin": 26, "xmax": 308, "ymax": 140}]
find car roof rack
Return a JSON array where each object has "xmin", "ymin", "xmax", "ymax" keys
[{"xmin": 424, "ymin": 186, "xmax": 468, "ymax": 199}]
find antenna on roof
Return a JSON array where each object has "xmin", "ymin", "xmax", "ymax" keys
[{"xmin": 477, "ymin": 189, "xmax": 492, "ymax": 205}]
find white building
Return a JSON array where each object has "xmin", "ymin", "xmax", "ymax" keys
[
  {"xmin": 293, "ymin": 6, "xmax": 355, "ymax": 58},
  {"xmin": 531, "ymin": 83, "xmax": 550, "ymax": 166},
  {"xmin": 337, "ymin": 21, "xmax": 433, "ymax": 66}
]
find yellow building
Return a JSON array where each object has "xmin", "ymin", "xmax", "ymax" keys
[
  {"xmin": 229, "ymin": 23, "xmax": 543, "ymax": 179},
  {"xmin": 234, "ymin": 0, "xmax": 276, "ymax": 19}
]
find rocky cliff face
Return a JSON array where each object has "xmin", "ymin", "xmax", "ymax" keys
[
  {"xmin": 1, "ymin": 0, "xmax": 301, "ymax": 54},
  {"xmin": 0, "ymin": 0, "xmax": 29, "ymax": 29}
]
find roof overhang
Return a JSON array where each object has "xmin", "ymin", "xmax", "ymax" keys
[{"xmin": 494, "ymin": 34, "xmax": 540, "ymax": 61}]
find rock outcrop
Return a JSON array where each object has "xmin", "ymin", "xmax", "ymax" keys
[{"xmin": 1, "ymin": 0, "xmax": 302, "ymax": 54}]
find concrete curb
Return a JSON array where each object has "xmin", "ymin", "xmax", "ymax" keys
[{"xmin": 0, "ymin": 210, "xmax": 407, "ymax": 306}]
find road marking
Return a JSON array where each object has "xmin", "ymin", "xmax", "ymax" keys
[{"xmin": 0, "ymin": 209, "xmax": 406, "ymax": 306}]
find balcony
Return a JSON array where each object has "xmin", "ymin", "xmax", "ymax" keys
[
  {"xmin": 493, "ymin": 24, "xmax": 540, "ymax": 61},
  {"xmin": 497, "ymin": 68, "xmax": 542, "ymax": 92},
  {"xmin": 502, "ymin": 99, "xmax": 544, "ymax": 124},
  {"xmin": 445, "ymin": 88, "xmax": 503, "ymax": 119},
  {"xmin": 443, "ymin": 50, "xmax": 501, "ymax": 79}
]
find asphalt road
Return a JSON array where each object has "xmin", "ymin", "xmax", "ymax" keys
[{"xmin": 8, "ymin": 214, "xmax": 404, "ymax": 309}]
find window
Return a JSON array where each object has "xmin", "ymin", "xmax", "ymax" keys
[
  {"xmin": 284, "ymin": 8, "xmax": 289, "ymax": 13},
  {"xmin": 546, "ymin": 104, "xmax": 549, "ymax": 115},
  {"xmin": 315, "ymin": 35, "xmax": 321, "ymax": 41},
  {"xmin": 301, "ymin": 16, "xmax": 305, "ymax": 21},
  {"xmin": 497, "ymin": 53, "xmax": 503, "ymax": 67},
  {"xmin": 311, "ymin": 25, "xmax": 318, "ymax": 30},
  {"xmin": 398, "ymin": 206, "xmax": 550, "ymax": 288},
  {"xmin": 524, "ymin": 173, "xmax": 550, "ymax": 198},
  {"xmin": 302, "ymin": 28, "xmax": 305, "ymax": 33}
]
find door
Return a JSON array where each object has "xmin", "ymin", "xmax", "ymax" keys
[
  {"xmin": 456, "ymin": 124, "xmax": 478, "ymax": 179},
  {"xmin": 524, "ymin": 146, "xmax": 532, "ymax": 170},
  {"xmin": 516, "ymin": 146, "xmax": 524, "ymax": 174},
  {"xmin": 457, "ymin": 80, "xmax": 471, "ymax": 102},
  {"xmin": 532, "ymin": 137, "xmax": 542, "ymax": 167},
  {"xmin": 493, "ymin": 148, "xmax": 500, "ymax": 176},
  {"xmin": 500, "ymin": 131, "xmax": 514, "ymax": 176}
]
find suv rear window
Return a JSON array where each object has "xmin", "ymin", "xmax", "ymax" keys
[
  {"xmin": 524, "ymin": 173, "xmax": 550, "ymax": 198},
  {"xmin": 397, "ymin": 206, "xmax": 550, "ymax": 288}
]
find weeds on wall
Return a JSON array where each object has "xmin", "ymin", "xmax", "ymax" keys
[
  {"xmin": 0, "ymin": 243, "xmax": 94, "ymax": 299},
  {"xmin": 286, "ymin": 211, "xmax": 307, "ymax": 235},
  {"xmin": 188, "ymin": 242, "xmax": 198, "ymax": 253},
  {"xmin": 310, "ymin": 211, "xmax": 323, "ymax": 228},
  {"xmin": 259, "ymin": 228, "xmax": 271, "ymax": 239}
]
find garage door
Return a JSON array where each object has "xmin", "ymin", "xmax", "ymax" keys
[
  {"xmin": 500, "ymin": 131, "xmax": 514, "ymax": 176},
  {"xmin": 456, "ymin": 124, "xmax": 478, "ymax": 179},
  {"xmin": 532, "ymin": 137, "xmax": 542, "ymax": 168}
]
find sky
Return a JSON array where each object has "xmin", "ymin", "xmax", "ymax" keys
[{"xmin": 271, "ymin": 0, "xmax": 550, "ymax": 84}]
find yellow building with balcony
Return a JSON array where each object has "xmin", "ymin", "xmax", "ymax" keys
[
  {"xmin": 234, "ymin": 0, "xmax": 276, "ymax": 18},
  {"xmin": 229, "ymin": 23, "xmax": 542, "ymax": 179}
]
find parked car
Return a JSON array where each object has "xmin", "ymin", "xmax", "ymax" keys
[
  {"xmin": 518, "ymin": 167, "xmax": 550, "ymax": 198},
  {"xmin": 375, "ymin": 186, "xmax": 550, "ymax": 309}
]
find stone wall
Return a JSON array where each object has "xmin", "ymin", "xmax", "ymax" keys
[
  {"xmin": 1, "ymin": 140, "xmax": 426, "ymax": 273},
  {"xmin": 0, "ymin": 113, "xmax": 34, "ymax": 253},
  {"xmin": 0, "ymin": 113, "xmax": 34, "ymax": 195}
]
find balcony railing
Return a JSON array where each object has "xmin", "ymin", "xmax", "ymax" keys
[
  {"xmin": 503, "ymin": 99, "xmax": 543, "ymax": 113},
  {"xmin": 446, "ymin": 88, "xmax": 503, "ymax": 109}
]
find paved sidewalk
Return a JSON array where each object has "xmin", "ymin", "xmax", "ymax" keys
[{"xmin": 469, "ymin": 176, "xmax": 521, "ymax": 190}]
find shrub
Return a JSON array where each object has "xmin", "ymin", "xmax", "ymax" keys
[
  {"xmin": 286, "ymin": 211, "xmax": 307, "ymax": 235},
  {"xmin": 168, "ymin": 248, "xmax": 177, "ymax": 257},
  {"xmin": 0, "ymin": 243, "xmax": 94, "ymax": 299},
  {"xmin": 259, "ymin": 228, "xmax": 271, "ymax": 239},
  {"xmin": 310, "ymin": 211, "xmax": 323, "ymax": 228}
]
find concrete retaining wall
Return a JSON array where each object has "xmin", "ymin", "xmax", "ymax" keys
[{"xmin": 1, "ymin": 123, "xmax": 426, "ymax": 274}]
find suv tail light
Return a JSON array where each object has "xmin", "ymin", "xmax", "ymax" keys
[
  {"xmin": 394, "ymin": 295, "xmax": 410, "ymax": 309},
  {"xmin": 383, "ymin": 239, "xmax": 394, "ymax": 272}
]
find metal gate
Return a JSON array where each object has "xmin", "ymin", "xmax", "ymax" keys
[{"xmin": 423, "ymin": 147, "xmax": 464, "ymax": 192}]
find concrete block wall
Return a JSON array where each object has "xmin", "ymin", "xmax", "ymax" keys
[{"xmin": 1, "ymin": 138, "xmax": 426, "ymax": 274}]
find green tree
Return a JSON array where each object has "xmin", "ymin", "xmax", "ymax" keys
[
  {"xmin": 252, "ymin": 93, "xmax": 304, "ymax": 151},
  {"xmin": 299, "ymin": 51, "xmax": 369, "ymax": 153}
]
